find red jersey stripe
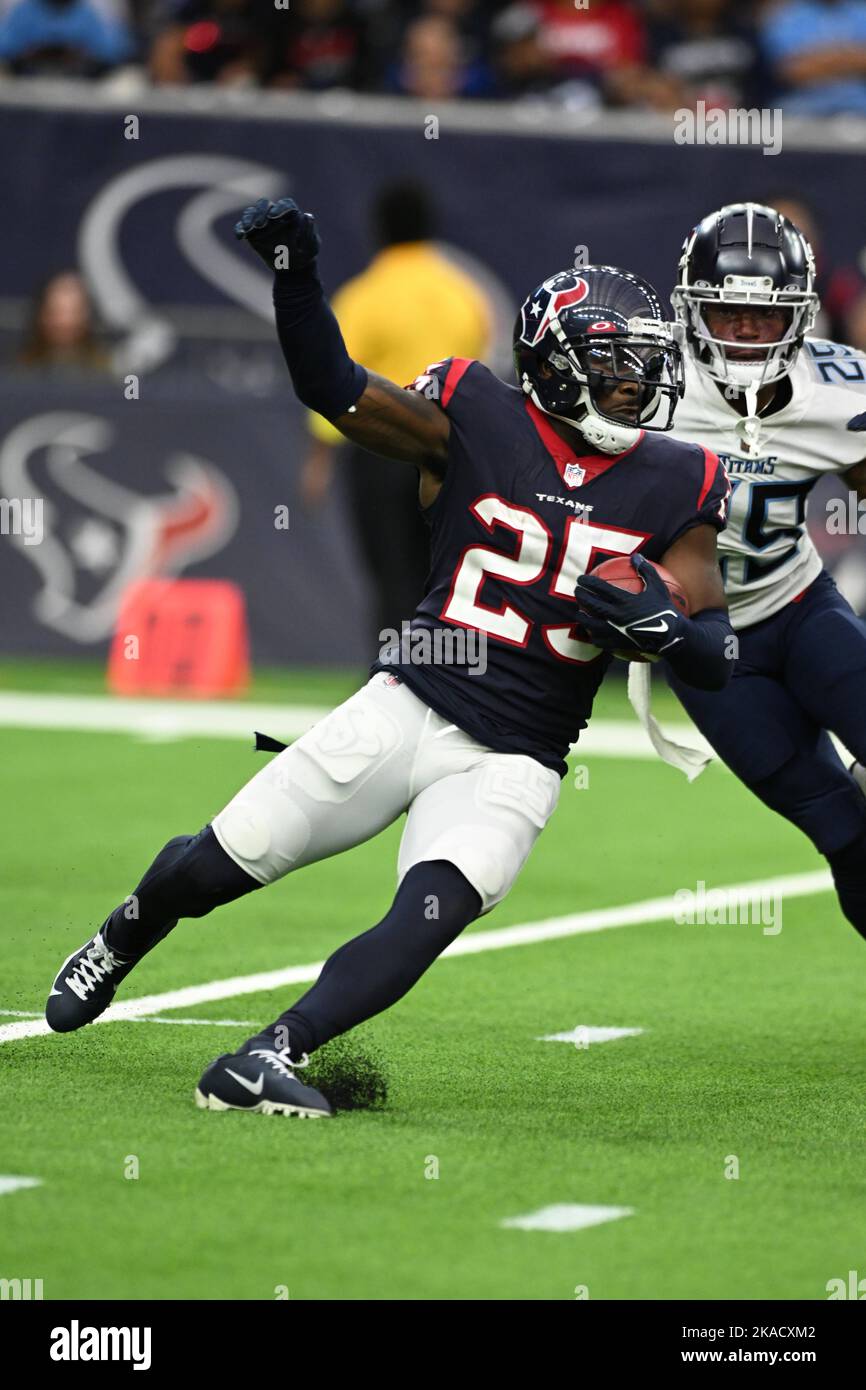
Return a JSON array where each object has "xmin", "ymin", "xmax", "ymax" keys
[
  {"xmin": 441, "ymin": 357, "xmax": 474, "ymax": 409},
  {"xmin": 697, "ymin": 446, "xmax": 720, "ymax": 510}
]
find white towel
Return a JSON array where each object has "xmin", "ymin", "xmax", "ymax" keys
[{"xmin": 626, "ymin": 662, "xmax": 712, "ymax": 782}]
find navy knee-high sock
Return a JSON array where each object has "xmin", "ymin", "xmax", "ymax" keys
[
  {"xmin": 244, "ymin": 861, "xmax": 482, "ymax": 1058},
  {"xmin": 827, "ymin": 826, "xmax": 866, "ymax": 943},
  {"xmin": 103, "ymin": 826, "xmax": 260, "ymax": 956}
]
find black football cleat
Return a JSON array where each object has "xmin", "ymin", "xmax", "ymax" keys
[
  {"xmin": 195, "ymin": 1048, "xmax": 334, "ymax": 1118},
  {"xmin": 45, "ymin": 930, "xmax": 138, "ymax": 1033}
]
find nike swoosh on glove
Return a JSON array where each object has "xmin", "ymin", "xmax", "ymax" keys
[
  {"xmin": 574, "ymin": 553, "xmax": 686, "ymax": 656},
  {"xmin": 234, "ymin": 197, "xmax": 321, "ymax": 272}
]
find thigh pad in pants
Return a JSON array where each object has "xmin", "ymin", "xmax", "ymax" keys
[
  {"xmin": 398, "ymin": 752, "xmax": 561, "ymax": 914},
  {"xmin": 212, "ymin": 675, "xmax": 418, "ymax": 884}
]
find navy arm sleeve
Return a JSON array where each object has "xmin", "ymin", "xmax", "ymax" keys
[
  {"xmin": 272, "ymin": 267, "xmax": 368, "ymax": 421},
  {"xmin": 663, "ymin": 607, "xmax": 733, "ymax": 691}
]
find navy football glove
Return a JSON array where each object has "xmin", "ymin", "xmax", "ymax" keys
[
  {"xmin": 234, "ymin": 197, "xmax": 321, "ymax": 273},
  {"xmin": 574, "ymin": 553, "xmax": 686, "ymax": 656}
]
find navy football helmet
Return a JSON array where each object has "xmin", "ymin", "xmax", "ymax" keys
[
  {"xmin": 672, "ymin": 202, "xmax": 818, "ymax": 390},
  {"xmin": 513, "ymin": 266, "xmax": 685, "ymax": 454}
]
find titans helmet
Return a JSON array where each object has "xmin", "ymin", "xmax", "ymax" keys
[
  {"xmin": 513, "ymin": 266, "xmax": 685, "ymax": 454},
  {"xmin": 671, "ymin": 202, "xmax": 819, "ymax": 391}
]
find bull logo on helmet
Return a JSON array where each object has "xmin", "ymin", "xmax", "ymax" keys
[{"xmin": 524, "ymin": 274, "xmax": 590, "ymax": 347}]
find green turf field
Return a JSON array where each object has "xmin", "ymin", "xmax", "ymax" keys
[{"xmin": 1, "ymin": 661, "xmax": 863, "ymax": 1301}]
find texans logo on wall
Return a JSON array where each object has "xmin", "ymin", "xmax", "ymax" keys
[
  {"xmin": 72, "ymin": 152, "xmax": 515, "ymax": 375},
  {"xmin": 0, "ymin": 411, "xmax": 237, "ymax": 644},
  {"xmin": 1, "ymin": 155, "xmax": 284, "ymax": 651}
]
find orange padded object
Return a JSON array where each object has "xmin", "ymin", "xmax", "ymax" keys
[{"xmin": 108, "ymin": 579, "xmax": 250, "ymax": 697}]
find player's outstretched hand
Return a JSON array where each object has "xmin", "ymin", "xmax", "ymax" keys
[
  {"xmin": 234, "ymin": 197, "xmax": 321, "ymax": 273},
  {"xmin": 574, "ymin": 553, "xmax": 685, "ymax": 655}
]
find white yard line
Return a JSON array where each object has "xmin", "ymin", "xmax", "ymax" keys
[
  {"xmin": 538, "ymin": 1026, "xmax": 644, "ymax": 1046},
  {"xmin": 0, "ymin": 869, "xmax": 832, "ymax": 1046},
  {"xmin": 132, "ymin": 1016, "xmax": 260, "ymax": 1027},
  {"xmin": 0, "ymin": 692, "xmax": 330, "ymax": 743},
  {"xmin": 0, "ymin": 690, "xmax": 714, "ymax": 761},
  {"xmin": 0, "ymin": 1176, "xmax": 42, "ymax": 1196},
  {"xmin": 0, "ymin": 1010, "xmax": 258, "ymax": 1027},
  {"xmin": 501, "ymin": 1204, "xmax": 634, "ymax": 1233}
]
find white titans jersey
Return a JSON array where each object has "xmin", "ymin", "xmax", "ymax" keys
[{"xmin": 670, "ymin": 339, "xmax": 866, "ymax": 629}]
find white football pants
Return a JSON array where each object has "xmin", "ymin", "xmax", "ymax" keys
[{"xmin": 211, "ymin": 672, "xmax": 561, "ymax": 914}]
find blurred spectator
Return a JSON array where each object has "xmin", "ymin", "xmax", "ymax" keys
[
  {"xmin": 491, "ymin": 1, "xmax": 630, "ymax": 106},
  {"xmin": 265, "ymin": 0, "xmax": 368, "ymax": 91},
  {"xmin": 419, "ymin": 0, "xmax": 489, "ymax": 46},
  {"xmin": 531, "ymin": 0, "xmax": 647, "ymax": 106},
  {"xmin": 149, "ymin": 0, "xmax": 273, "ymax": 85},
  {"xmin": 647, "ymin": 0, "xmax": 766, "ymax": 109},
  {"xmin": 768, "ymin": 193, "xmax": 866, "ymax": 347},
  {"xmin": 389, "ymin": 12, "xmax": 492, "ymax": 97},
  {"xmin": 302, "ymin": 181, "xmax": 491, "ymax": 646},
  {"xmin": 0, "ymin": 0, "xmax": 133, "ymax": 75},
  {"xmin": 760, "ymin": 0, "xmax": 866, "ymax": 115},
  {"xmin": 0, "ymin": 0, "xmax": 128, "ymax": 20},
  {"xmin": 17, "ymin": 271, "xmax": 111, "ymax": 374},
  {"xmin": 491, "ymin": 3, "xmax": 556, "ymax": 99}
]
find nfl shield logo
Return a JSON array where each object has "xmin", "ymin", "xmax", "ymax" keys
[{"xmin": 564, "ymin": 462, "xmax": 586, "ymax": 489}]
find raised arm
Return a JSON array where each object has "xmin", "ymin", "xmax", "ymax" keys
[
  {"xmin": 235, "ymin": 198, "xmax": 449, "ymax": 474},
  {"xmin": 331, "ymin": 371, "xmax": 450, "ymax": 471}
]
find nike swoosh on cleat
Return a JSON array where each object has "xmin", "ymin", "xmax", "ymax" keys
[{"xmin": 225, "ymin": 1068, "xmax": 265, "ymax": 1096}]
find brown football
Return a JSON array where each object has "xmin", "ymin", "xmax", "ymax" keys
[{"xmin": 579, "ymin": 556, "xmax": 690, "ymax": 663}]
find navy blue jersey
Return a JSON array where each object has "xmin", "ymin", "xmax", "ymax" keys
[{"xmin": 372, "ymin": 357, "xmax": 730, "ymax": 775}]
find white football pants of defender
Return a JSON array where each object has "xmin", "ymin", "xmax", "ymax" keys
[{"xmin": 211, "ymin": 672, "xmax": 561, "ymax": 914}]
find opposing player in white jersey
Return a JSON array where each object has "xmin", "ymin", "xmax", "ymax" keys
[{"xmin": 668, "ymin": 201, "xmax": 866, "ymax": 941}]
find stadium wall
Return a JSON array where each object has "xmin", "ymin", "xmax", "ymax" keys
[{"xmin": 1, "ymin": 86, "xmax": 864, "ymax": 665}]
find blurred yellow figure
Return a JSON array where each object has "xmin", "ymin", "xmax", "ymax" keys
[{"xmin": 303, "ymin": 181, "xmax": 490, "ymax": 646}]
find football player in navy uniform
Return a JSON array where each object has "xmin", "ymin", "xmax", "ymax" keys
[
  {"xmin": 667, "ymin": 202, "xmax": 866, "ymax": 943},
  {"xmin": 45, "ymin": 198, "xmax": 732, "ymax": 1119}
]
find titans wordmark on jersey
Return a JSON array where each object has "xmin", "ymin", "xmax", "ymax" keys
[
  {"xmin": 371, "ymin": 357, "xmax": 730, "ymax": 776},
  {"xmin": 670, "ymin": 340, "xmax": 866, "ymax": 630}
]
